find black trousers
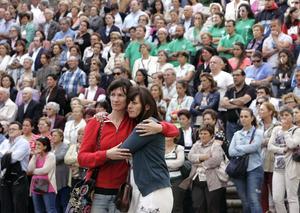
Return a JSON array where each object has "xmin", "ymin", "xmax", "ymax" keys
[
  {"xmin": 0, "ymin": 176, "xmax": 29, "ymax": 213},
  {"xmin": 192, "ymin": 179, "xmax": 226, "ymax": 213}
]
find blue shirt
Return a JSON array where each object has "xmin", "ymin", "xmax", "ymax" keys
[
  {"xmin": 245, "ymin": 62, "xmax": 273, "ymax": 81},
  {"xmin": 0, "ymin": 136, "xmax": 30, "ymax": 173},
  {"xmin": 52, "ymin": 28, "xmax": 76, "ymax": 43},
  {"xmin": 229, "ymin": 126, "xmax": 263, "ymax": 172}
]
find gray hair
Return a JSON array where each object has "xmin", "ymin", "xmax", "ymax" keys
[
  {"xmin": 45, "ymin": 102, "xmax": 60, "ymax": 114},
  {"xmin": 0, "ymin": 87, "xmax": 10, "ymax": 96},
  {"xmin": 23, "ymin": 87, "xmax": 33, "ymax": 94}
]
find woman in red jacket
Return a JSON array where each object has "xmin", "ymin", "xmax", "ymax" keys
[{"xmin": 78, "ymin": 79, "xmax": 179, "ymax": 213}]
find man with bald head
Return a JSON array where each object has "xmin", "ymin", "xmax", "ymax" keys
[{"xmin": 0, "ymin": 87, "xmax": 17, "ymax": 125}]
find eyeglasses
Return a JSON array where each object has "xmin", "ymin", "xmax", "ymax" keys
[
  {"xmin": 256, "ymin": 101, "xmax": 264, "ymax": 106},
  {"xmin": 252, "ymin": 59, "xmax": 261, "ymax": 63},
  {"xmin": 113, "ymin": 72, "xmax": 122, "ymax": 76}
]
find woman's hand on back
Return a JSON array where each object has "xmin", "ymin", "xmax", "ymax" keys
[
  {"xmin": 136, "ymin": 119, "xmax": 163, "ymax": 136},
  {"xmin": 106, "ymin": 144, "xmax": 131, "ymax": 160}
]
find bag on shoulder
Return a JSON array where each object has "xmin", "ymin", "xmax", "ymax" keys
[
  {"xmin": 115, "ymin": 167, "xmax": 132, "ymax": 212},
  {"xmin": 216, "ymin": 153, "xmax": 229, "ymax": 182},
  {"xmin": 225, "ymin": 129, "xmax": 256, "ymax": 179},
  {"xmin": 290, "ymin": 127, "xmax": 300, "ymax": 162},
  {"xmin": 66, "ymin": 120, "xmax": 104, "ymax": 213}
]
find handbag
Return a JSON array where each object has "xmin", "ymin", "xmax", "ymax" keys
[
  {"xmin": 33, "ymin": 178, "xmax": 49, "ymax": 194},
  {"xmin": 225, "ymin": 129, "xmax": 256, "ymax": 179},
  {"xmin": 180, "ymin": 159, "xmax": 192, "ymax": 179},
  {"xmin": 66, "ymin": 120, "xmax": 104, "ymax": 213},
  {"xmin": 115, "ymin": 166, "xmax": 132, "ymax": 212},
  {"xmin": 290, "ymin": 127, "xmax": 300, "ymax": 162},
  {"xmin": 216, "ymin": 153, "xmax": 230, "ymax": 182}
]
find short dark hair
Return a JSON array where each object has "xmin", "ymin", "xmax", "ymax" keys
[
  {"xmin": 36, "ymin": 137, "xmax": 52, "ymax": 152},
  {"xmin": 252, "ymin": 51, "xmax": 263, "ymax": 59},
  {"xmin": 202, "ymin": 109, "xmax": 218, "ymax": 122},
  {"xmin": 177, "ymin": 109, "xmax": 191, "ymax": 119},
  {"xmin": 47, "ymin": 73, "xmax": 59, "ymax": 81},
  {"xmin": 107, "ymin": 78, "xmax": 132, "ymax": 97},
  {"xmin": 9, "ymin": 121, "xmax": 22, "ymax": 130},
  {"xmin": 199, "ymin": 124, "xmax": 215, "ymax": 136},
  {"xmin": 226, "ymin": 19, "xmax": 236, "ymax": 26},
  {"xmin": 257, "ymin": 86, "xmax": 271, "ymax": 95}
]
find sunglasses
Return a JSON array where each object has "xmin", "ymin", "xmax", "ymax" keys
[
  {"xmin": 256, "ymin": 101, "xmax": 264, "ymax": 106},
  {"xmin": 113, "ymin": 72, "xmax": 122, "ymax": 76}
]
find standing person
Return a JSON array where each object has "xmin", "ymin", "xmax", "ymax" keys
[
  {"xmin": 268, "ymin": 106, "xmax": 300, "ymax": 213},
  {"xmin": 186, "ymin": 125, "xmax": 227, "ymax": 213},
  {"xmin": 51, "ymin": 129, "xmax": 69, "ymax": 213},
  {"xmin": 78, "ymin": 79, "xmax": 178, "ymax": 212},
  {"xmin": 228, "ymin": 108, "xmax": 264, "ymax": 213},
  {"xmin": 27, "ymin": 137, "xmax": 57, "ymax": 213},
  {"xmin": 120, "ymin": 86, "xmax": 174, "ymax": 213},
  {"xmin": 0, "ymin": 121, "xmax": 30, "ymax": 213},
  {"xmin": 258, "ymin": 102, "xmax": 279, "ymax": 212}
]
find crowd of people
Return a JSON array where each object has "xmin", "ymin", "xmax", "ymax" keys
[{"xmin": 0, "ymin": 0, "xmax": 299, "ymax": 212}]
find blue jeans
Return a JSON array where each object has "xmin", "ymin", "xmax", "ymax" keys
[
  {"xmin": 232, "ymin": 166, "xmax": 264, "ymax": 213},
  {"xmin": 226, "ymin": 121, "xmax": 242, "ymax": 143},
  {"xmin": 32, "ymin": 192, "xmax": 57, "ymax": 213},
  {"xmin": 91, "ymin": 194, "xmax": 120, "ymax": 213},
  {"xmin": 55, "ymin": 186, "xmax": 70, "ymax": 213}
]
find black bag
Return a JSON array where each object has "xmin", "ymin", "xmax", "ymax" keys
[
  {"xmin": 180, "ymin": 159, "xmax": 192, "ymax": 179},
  {"xmin": 290, "ymin": 127, "xmax": 300, "ymax": 162},
  {"xmin": 115, "ymin": 167, "xmax": 132, "ymax": 212},
  {"xmin": 66, "ymin": 120, "xmax": 104, "ymax": 213},
  {"xmin": 33, "ymin": 179, "xmax": 49, "ymax": 193},
  {"xmin": 226, "ymin": 129, "xmax": 256, "ymax": 179}
]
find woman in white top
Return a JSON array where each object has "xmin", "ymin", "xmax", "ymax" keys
[
  {"xmin": 132, "ymin": 43, "xmax": 158, "ymax": 79},
  {"xmin": 156, "ymin": 50, "xmax": 174, "ymax": 73},
  {"xmin": 166, "ymin": 79, "xmax": 194, "ymax": 122},
  {"xmin": 63, "ymin": 106, "xmax": 86, "ymax": 145},
  {"xmin": 104, "ymin": 39, "xmax": 125, "ymax": 75},
  {"xmin": 174, "ymin": 51, "xmax": 195, "ymax": 83},
  {"xmin": 185, "ymin": 12, "xmax": 204, "ymax": 50},
  {"xmin": 78, "ymin": 72, "xmax": 106, "ymax": 107},
  {"xmin": 0, "ymin": 43, "xmax": 11, "ymax": 72}
]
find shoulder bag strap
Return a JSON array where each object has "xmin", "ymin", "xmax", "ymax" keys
[
  {"xmin": 249, "ymin": 128, "xmax": 256, "ymax": 144},
  {"xmin": 90, "ymin": 120, "xmax": 104, "ymax": 180}
]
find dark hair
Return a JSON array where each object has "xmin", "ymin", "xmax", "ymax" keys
[
  {"xmin": 41, "ymin": 51, "xmax": 52, "ymax": 61},
  {"xmin": 151, "ymin": 0, "xmax": 164, "ymax": 14},
  {"xmin": 233, "ymin": 68, "xmax": 246, "ymax": 76},
  {"xmin": 23, "ymin": 118, "xmax": 34, "ymax": 127},
  {"xmin": 127, "ymin": 86, "xmax": 161, "ymax": 123},
  {"xmin": 226, "ymin": 19, "xmax": 236, "ymax": 26},
  {"xmin": 36, "ymin": 137, "xmax": 52, "ymax": 152},
  {"xmin": 257, "ymin": 86, "xmax": 272, "ymax": 96},
  {"xmin": 157, "ymin": 50, "xmax": 169, "ymax": 62},
  {"xmin": 237, "ymin": 3, "xmax": 255, "ymax": 19},
  {"xmin": 279, "ymin": 105, "xmax": 294, "ymax": 116},
  {"xmin": 35, "ymin": 30, "xmax": 46, "ymax": 41},
  {"xmin": 47, "ymin": 73, "xmax": 59, "ymax": 81},
  {"xmin": 233, "ymin": 42, "xmax": 247, "ymax": 69},
  {"xmin": 136, "ymin": 25, "xmax": 146, "ymax": 33},
  {"xmin": 200, "ymin": 73, "xmax": 218, "ymax": 92},
  {"xmin": 81, "ymin": 20, "xmax": 90, "ymax": 29},
  {"xmin": 285, "ymin": 7, "xmax": 298, "ymax": 28},
  {"xmin": 202, "ymin": 109, "xmax": 218, "ymax": 122},
  {"xmin": 19, "ymin": 12, "xmax": 31, "ymax": 20},
  {"xmin": 176, "ymin": 79, "xmax": 190, "ymax": 96},
  {"xmin": 177, "ymin": 109, "xmax": 191, "ymax": 119},
  {"xmin": 220, "ymin": 57, "xmax": 233, "ymax": 73},
  {"xmin": 107, "ymin": 78, "xmax": 132, "ymax": 97},
  {"xmin": 136, "ymin": 69, "xmax": 149, "ymax": 87},
  {"xmin": 199, "ymin": 124, "xmax": 215, "ymax": 136},
  {"xmin": 252, "ymin": 50, "xmax": 263, "ymax": 59},
  {"xmin": 240, "ymin": 108, "xmax": 257, "ymax": 127},
  {"xmin": 15, "ymin": 40, "xmax": 26, "ymax": 54},
  {"xmin": 278, "ymin": 48, "xmax": 295, "ymax": 70},
  {"xmin": 95, "ymin": 100, "xmax": 110, "ymax": 111},
  {"xmin": 177, "ymin": 51, "xmax": 189, "ymax": 60},
  {"xmin": 1, "ymin": 74, "xmax": 16, "ymax": 88},
  {"xmin": 214, "ymin": 12, "xmax": 225, "ymax": 27},
  {"xmin": 9, "ymin": 121, "xmax": 22, "ymax": 130}
]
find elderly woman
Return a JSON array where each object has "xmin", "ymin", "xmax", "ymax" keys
[
  {"xmin": 44, "ymin": 102, "xmax": 66, "ymax": 131},
  {"xmin": 78, "ymin": 72, "xmax": 106, "ymax": 107},
  {"xmin": 51, "ymin": 129, "xmax": 70, "ymax": 213},
  {"xmin": 104, "ymin": 39, "xmax": 125, "ymax": 75},
  {"xmin": 185, "ymin": 125, "xmax": 227, "ymax": 213},
  {"xmin": 63, "ymin": 105, "xmax": 86, "ymax": 145}
]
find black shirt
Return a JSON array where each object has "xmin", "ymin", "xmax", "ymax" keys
[{"xmin": 224, "ymin": 84, "xmax": 256, "ymax": 122}]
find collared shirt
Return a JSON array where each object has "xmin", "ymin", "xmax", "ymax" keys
[
  {"xmin": 0, "ymin": 19, "xmax": 14, "ymax": 35},
  {"xmin": 58, "ymin": 67, "xmax": 87, "ymax": 98},
  {"xmin": 52, "ymin": 28, "xmax": 76, "ymax": 43},
  {"xmin": 219, "ymin": 33, "xmax": 245, "ymax": 59},
  {"xmin": 245, "ymin": 62, "xmax": 273, "ymax": 81},
  {"xmin": 31, "ymin": 46, "xmax": 41, "ymax": 71},
  {"xmin": 0, "ymin": 136, "xmax": 30, "ymax": 174},
  {"xmin": 163, "ymin": 82, "xmax": 177, "ymax": 101}
]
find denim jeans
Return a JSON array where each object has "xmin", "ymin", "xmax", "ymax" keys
[
  {"xmin": 32, "ymin": 192, "xmax": 57, "ymax": 213},
  {"xmin": 91, "ymin": 194, "xmax": 120, "ymax": 213},
  {"xmin": 232, "ymin": 166, "xmax": 264, "ymax": 213},
  {"xmin": 226, "ymin": 121, "xmax": 242, "ymax": 143}
]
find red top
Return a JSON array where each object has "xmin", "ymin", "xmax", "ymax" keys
[{"xmin": 78, "ymin": 115, "xmax": 179, "ymax": 190}]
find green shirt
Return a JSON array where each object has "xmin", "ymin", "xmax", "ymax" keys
[
  {"xmin": 236, "ymin": 19, "xmax": 255, "ymax": 45},
  {"xmin": 153, "ymin": 42, "xmax": 171, "ymax": 56},
  {"xmin": 125, "ymin": 40, "xmax": 155, "ymax": 70},
  {"xmin": 208, "ymin": 26, "xmax": 226, "ymax": 48},
  {"xmin": 218, "ymin": 33, "xmax": 245, "ymax": 59},
  {"xmin": 168, "ymin": 38, "xmax": 196, "ymax": 66}
]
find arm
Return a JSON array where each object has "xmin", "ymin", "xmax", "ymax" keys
[
  {"xmin": 235, "ymin": 130, "xmax": 263, "ymax": 154},
  {"xmin": 64, "ymin": 144, "xmax": 78, "ymax": 165},
  {"xmin": 33, "ymin": 153, "xmax": 56, "ymax": 175},
  {"xmin": 188, "ymin": 142, "xmax": 209, "ymax": 164},
  {"xmin": 220, "ymin": 97, "xmax": 240, "ymax": 109},
  {"xmin": 78, "ymin": 118, "xmax": 108, "ymax": 168},
  {"xmin": 285, "ymin": 128, "xmax": 300, "ymax": 149},
  {"xmin": 268, "ymin": 126, "xmax": 285, "ymax": 154},
  {"xmin": 203, "ymin": 143, "xmax": 223, "ymax": 169},
  {"xmin": 229, "ymin": 94, "xmax": 252, "ymax": 106},
  {"xmin": 135, "ymin": 119, "xmax": 179, "ymax": 137},
  {"xmin": 166, "ymin": 145, "xmax": 185, "ymax": 169},
  {"xmin": 11, "ymin": 139, "xmax": 30, "ymax": 163},
  {"xmin": 199, "ymin": 92, "xmax": 220, "ymax": 111},
  {"xmin": 228, "ymin": 133, "xmax": 245, "ymax": 157},
  {"xmin": 190, "ymin": 94, "xmax": 201, "ymax": 116},
  {"xmin": 27, "ymin": 154, "xmax": 37, "ymax": 173}
]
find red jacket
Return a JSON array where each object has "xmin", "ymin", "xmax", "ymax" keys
[{"xmin": 78, "ymin": 115, "xmax": 179, "ymax": 190}]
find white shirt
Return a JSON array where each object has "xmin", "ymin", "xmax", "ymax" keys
[
  {"xmin": 166, "ymin": 95, "xmax": 194, "ymax": 122},
  {"xmin": 0, "ymin": 55, "xmax": 11, "ymax": 71},
  {"xmin": 31, "ymin": 5, "xmax": 45, "ymax": 26},
  {"xmin": 163, "ymin": 82, "xmax": 177, "ymax": 101},
  {"xmin": 183, "ymin": 127, "xmax": 193, "ymax": 148},
  {"xmin": 78, "ymin": 86, "xmax": 106, "ymax": 102},
  {"xmin": 263, "ymin": 33, "xmax": 293, "ymax": 68},
  {"xmin": 0, "ymin": 98, "xmax": 18, "ymax": 125},
  {"xmin": 174, "ymin": 63, "xmax": 195, "ymax": 80},
  {"xmin": 123, "ymin": 10, "xmax": 146, "ymax": 35},
  {"xmin": 63, "ymin": 119, "xmax": 86, "ymax": 145},
  {"xmin": 132, "ymin": 56, "xmax": 159, "ymax": 79}
]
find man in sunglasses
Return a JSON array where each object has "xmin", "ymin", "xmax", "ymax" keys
[{"xmin": 245, "ymin": 51, "xmax": 273, "ymax": 88}]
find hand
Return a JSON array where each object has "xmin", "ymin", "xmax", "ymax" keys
[
  {"xmin": 136, "ymin": 119, "xmax": 162, "ymax": 136},
  {"xmin": 214, "ymin": 140, "xmax": 223, "ymax": 145},
  {"xmin": 106, "ymin": 144, "xmax": 131, "ymax": 160},
  {"xmin": 94, "ymin": 112, "xmax": 108, "ymax": 122}
]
